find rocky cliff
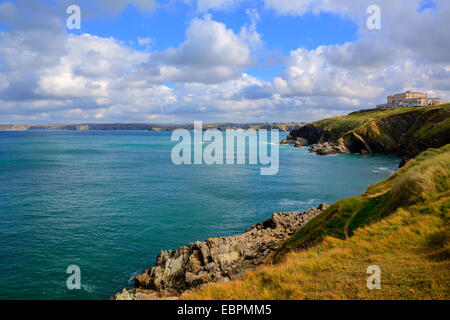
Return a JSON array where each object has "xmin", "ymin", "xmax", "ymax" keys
[
  {"xmin": 281, "ymin": 104, "xmax": 450, "ymax": 164},
  {"xmin": 113, "ymin": 205, "xmax": 327, "ymax": 300}
]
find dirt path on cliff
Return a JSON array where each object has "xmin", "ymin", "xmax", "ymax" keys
[
  {"xmin": 366, "ymin": 188, "xmax": 391, "ymax": 198},
  {"xmin": 344, "ymin": 212, "xmax": 357, "ymax": 240}
]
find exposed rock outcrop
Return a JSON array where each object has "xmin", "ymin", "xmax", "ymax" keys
[
  {"xmin": 309, "ymin": 139, "xmax": 349, "ymax": 155},
  {"xmin": 280, "ymin": 124, "xmax": 325, "ymax": 147},
  {"xmin": 113, "ymin": 205, "xmax": 327, "ymax": 300},
  {"xmin": 281, "ymin": 105, "xmax": 450, "ymax": 163}
]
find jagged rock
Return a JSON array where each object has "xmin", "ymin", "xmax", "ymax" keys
[
  {"xmin": 113, "ymin": 206, "xmax": 327, "ymax": 300},
  {"xmin": 309, "ymin": 140, "xmax": 349, "ymax": 155},
  {"xmin": 245, "ymin": 252, "xmax": 258, "ymax": 260},
  {"xmin": 293, "ymin": 137, "xmax": 309, "ymax": 148},
  {"xmin": 281, "ymin": 124, "xmax": 325, "ymax": 148},
  {"xmin": 114, "ymin": 289, "xmax": 134, "ymax": 300},
  {"xmin": 112, "ymin": 288, "xmax": 159, "ymax": 301}
]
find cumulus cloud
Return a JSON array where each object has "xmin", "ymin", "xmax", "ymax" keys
[
  {"xmin": 0, "ymin": 2, "xmax": 265, "ymax": 122},
  {"xmin": 274, "ymin": 44, "xmax": 450, "ymax": 106},
  {"xmin": 140, "ymin": 15, "xmax": 254, "ymax": 84},
  {"xmin": 274, "ymin": 46, "xmax": 384, "ymax": 99},
  {"xmin": 239, "ymin": 8, "xmax": 263, "ymax": 50},
  {"xmin": 1, "ymin": 0, "xmax": 450, "ymax": 123},
  {"xmin": 264, "ymin": 0, "xmax": 450, "ymax": 63},
  {"xmin": 325, "ymin": 39, "xmax": 401, "ymax": 72},
  {"xmin": 267, "ymin": 0, "xmax": 450, "ymax": 109},
  {"xmin": 36, "ymin": 34, "xmax": 149, "ymax": 99}
]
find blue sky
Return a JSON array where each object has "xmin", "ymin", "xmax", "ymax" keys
[
  {"xmin": 70, "ymin": 1, "xmax": 358, "ymax": 80},
  {"xmin": 79, "ymin": 4, "xmax": 358, "ymax": 52},
  {"xmin": 0, "ymin": 0, "xmax": 449, "ymax": 123}
]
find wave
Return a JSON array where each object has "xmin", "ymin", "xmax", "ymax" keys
[
  {"xmin": 81, "ymin": 283, "xmax": 95, "ymax": 293},
  {"xmin": 128, "ymin": 271, "xmax": 141, "ymax": 285},
  {"xmin": 279, "ymin": 198, "xmax": 318, "ymax": 207},
  {"xmin": 372, "ymin": 166, "xmax": 395, "ymax": 174}
]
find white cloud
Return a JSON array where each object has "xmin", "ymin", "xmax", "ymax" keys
[
  {"xmin": 1, "ymin": 0, "xmax": 450, "ymax": 123},
  {"xmin": 273, "ymin": 46, "xmax": 386, "ymax": 98},
  {"xmin": 239, "ymin": 8, "xmax": 263, "ymax": 50},
  {"xmin": 274, "ymin": 44, "xmax": 450, "ymax": 109},
  {"xmin": 36, "ymin": 34, "xmax": 149, "ymax": 99},
  {"xmin": 141, "ymin": 15, "xmax": 254, "ymax": 84},
  {"xmin": 138, "ymin": 37, "xmax": 153, "ymax": 47},
  {"xmin": 267, "ymin": 0, "xmax": 450, "ymax": 108}
]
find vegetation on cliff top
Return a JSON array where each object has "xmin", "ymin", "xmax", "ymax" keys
[
  {"xmin": 284, "ymin": 103, "xmax": 450, "ymax": 161},
  {"xmin": 313, "ymin": 104, "xmax": 449, "ymax": 139},
  {"xmin": 184, "ymin": 144, "xmax": 450, "ymax": 300}
]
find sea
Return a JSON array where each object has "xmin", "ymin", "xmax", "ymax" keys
[{"xmin": 0, "ymin": 130, "xmax": 400, "ymax": 299}]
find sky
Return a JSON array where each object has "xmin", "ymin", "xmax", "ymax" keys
[{"xmin": 0, "ymin": 0, "xmax": 449, "ymax": 123}]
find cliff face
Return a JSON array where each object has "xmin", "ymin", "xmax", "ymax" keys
[
  {"xmin": 113, "ymin": 205, "xmax": 327, "ymax": 300},
  {"xmin": 281, "ymin": 104, "xmax": 450, "ymax": 163}
]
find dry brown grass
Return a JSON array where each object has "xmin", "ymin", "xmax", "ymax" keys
[
  {"xmin": 185, "ymin": 201, "xmax": 449, "ymax": 300},
  {"xmin": 184, "ymin": 145, "xmax": 450, "ymax": 300}
]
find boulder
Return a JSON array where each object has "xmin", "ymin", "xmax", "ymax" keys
[{"xmin": 309, "ymin": 140, "xmax": 349, "ymax": 155}]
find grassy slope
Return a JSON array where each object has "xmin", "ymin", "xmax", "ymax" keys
[
  {"xmin": 312, "ymin": 104, "xmax": 450, "ymax": 154},
  {"xmin": 313, "ymin": 104, "xmax": 447, "ymax": 136},
  {"xmin": 184, "ymin": 144, "xmax": 450, "ymax": 300},
  {"xmin": 313, "ymin": 106, "xmax": 418, "ymax": 138}
]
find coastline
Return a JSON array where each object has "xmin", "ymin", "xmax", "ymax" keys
[
  {"xmin": 280, "ymin": 105, "xmax": 450, "ymax": 165},
  {"xmin": 112, "ymin": 104, "xmax": 450, "ymax": 300},
  {"xmin": 0, "ymin": 123, "xmax": 303, "ymax": 132},
  {"xmin": 113, "ymin": 205, "xmax": 327, "ymax": 300}
]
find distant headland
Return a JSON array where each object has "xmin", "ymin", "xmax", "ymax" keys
[{"xmin": 0, "ymin": 123, "xmax": 305, "ymax": 132}]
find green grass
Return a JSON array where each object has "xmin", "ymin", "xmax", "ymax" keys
[
  {"xmin": 278, "ymin": 197, "xmax": 364, "ymax": 252},
  {"xmin": 281, "ymin": 144, "xmax": 450, "ymax": 254},
  {"xmin": 312, "ymin": 106, "xmax": 421, "ymax": 138},
  {"xmin": 311, "ymin": 104, "xmax": 450, "ymax": 157},
  {"xmin": 184, "ymin": 144, "xmax": 450, "ymax": 300},
  {"xmin": 313, "ymin": 104, "xmax": 449, "ymax": 137},
  {"xmin": 347, "ymin": 194, "xmax": 389, "ymax": 236}
]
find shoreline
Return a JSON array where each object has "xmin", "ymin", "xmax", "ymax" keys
[
  {"xmin": 113, "ymin": 204, "xmax": 328, "ymax": 300},
  {"xmin": 280, "ymin": 105, "xmax": 450, "ymax": 165}
]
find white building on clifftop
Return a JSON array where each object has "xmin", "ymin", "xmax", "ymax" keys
[{"xmin": 377, "ymin": 91, "xmax": 443, "ymax": 108}]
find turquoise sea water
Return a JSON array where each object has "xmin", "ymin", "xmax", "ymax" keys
[{"xmin": 0, "ymin": 130, "xmax": 400, "ymax": 299}]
